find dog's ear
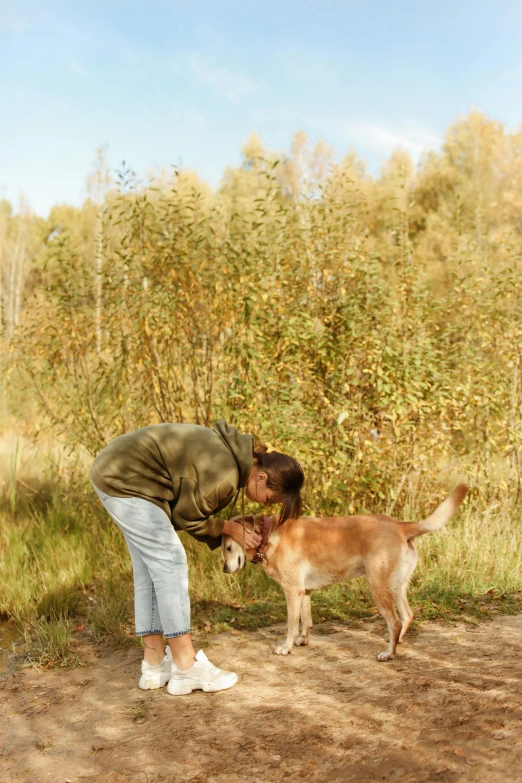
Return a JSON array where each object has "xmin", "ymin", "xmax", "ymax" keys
[
  {"xmin": 230, "ymin": 514, "xmax": 255, "ymax": 525},
  {"xmin": 240, "ymin": 514, "xmax": 256, "ymax": 532},
  {"xmin": 253, "ymin": 513, "xmax": 268, "ymax": 532}
]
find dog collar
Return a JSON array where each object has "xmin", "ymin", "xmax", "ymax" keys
[{"xmin": 251, "ymin": 516, "xmax": 271, "ymax": 564}]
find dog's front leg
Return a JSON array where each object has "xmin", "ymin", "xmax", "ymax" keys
[
  {"xmin": 274, "ymin": 587, "xmax": 304, "ymax": 655},
  {"xmin": 295, "ymin": 590, "xmax": 312, "ymax": 647}
]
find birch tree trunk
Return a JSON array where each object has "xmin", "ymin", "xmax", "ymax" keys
[
  {"xmin": 87, "ymin": 146, "xmax": 110, "ymax": 355},
  {"xmin": 95, "ymin": 203, "xmax": 103, "ymax": 354},
  {"xmin": 0, "ymin": 200, "xmax": 31, "ymax": 338},
  {"xmin": 13, "ymin": 209, "xmax": 29, "ymax": 328}
]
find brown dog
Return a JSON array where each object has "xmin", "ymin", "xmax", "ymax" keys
[{"xmin": 222, "ymin": 485, "xmax": 468, "ymax": 660}]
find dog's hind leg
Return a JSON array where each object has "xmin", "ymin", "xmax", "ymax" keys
[
  {"xmin": 395, "ymin": 546, "xmax": 418, "ymax": 643},
  {"xmin": 295, "ymin": 590, "xmax": 312, "ymax": 647},
  {"xmin": 396, "ymin": 582, "xmax": 414, "ymax": 643},
  {"xmin": 368, "ymin": 578, "xmax": 402, "ymax": 661},
  {"xmin": 274, "ymin": 587, "xmax": 305, "ymax": 655}
]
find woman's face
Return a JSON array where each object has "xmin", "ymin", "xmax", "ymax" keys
[{"xmin": 245, "ymin": 468, "xmax": 282, "ymax": 508}]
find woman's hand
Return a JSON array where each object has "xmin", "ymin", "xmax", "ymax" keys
[{"xmin": 222, "ymin": 519, "xmax": 262, "ymax": 550}]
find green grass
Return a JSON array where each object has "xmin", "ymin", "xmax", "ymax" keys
[
  {"xmin": 88, "ymin": 579, "xmax": 136, "ymax": 646},
  {"xmin": 128, "ymin": 699, "xmax": 152, "ymax": 724},
  {"xmin": 22, "ymin": 614, "xmax": 81, "ymax": 669},
  {"xmin": 1, "ymin": 478, "xmax": 521, "ymax": 668}
]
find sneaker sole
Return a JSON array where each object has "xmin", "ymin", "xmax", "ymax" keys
[
  {"xmin": 138, "ymin": 672, "xmax": 171, "ymax": 690},
  {"xmin": 167, "ymin": 674, "xmax": 238, "ymax": 695}
]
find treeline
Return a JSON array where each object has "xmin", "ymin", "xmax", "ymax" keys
[{"xmin": 2, "ymin": 110, "xmax": 522, "ymax": 516}]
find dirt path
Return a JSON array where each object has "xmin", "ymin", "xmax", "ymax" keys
[{"xmin": 1, "ymin": 615, "xmax": 521, "ymax": 783}]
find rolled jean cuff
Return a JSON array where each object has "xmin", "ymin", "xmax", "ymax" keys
[
  {"xmin": 164, "ymin": 628, "xmax": 191, "ymax": 638},
  {"xmin": 136, "ymin": 630, "xmax": 164, "ymax": 637}
]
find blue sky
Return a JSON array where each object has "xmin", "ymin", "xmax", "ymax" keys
[{"xmin": 2, "ymin": 0, "xmax": 522, "ymax": 216}]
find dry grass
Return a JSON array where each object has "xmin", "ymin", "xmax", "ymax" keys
[{"xmin": 1, "ymin": 437, "xmax": 521, "ymax": 669}]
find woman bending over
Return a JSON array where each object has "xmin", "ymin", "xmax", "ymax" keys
[{"xmin": 91, "ymin": 419, "xmax": 304, "ymax": 695}]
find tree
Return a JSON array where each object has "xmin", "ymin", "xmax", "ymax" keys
[
  {"xmin": 86, "ymin": 145, "xmax": 111, "ymax": 354},
  {"xmin": 0, "ymin": 198, "xmax": 43, "ymax": 337}
]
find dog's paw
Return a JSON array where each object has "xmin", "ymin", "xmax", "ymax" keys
[
  {"xmin": 274, "ymin": 644, "xmax": 292, "ymax": 655},
  {"xmin": 294, "ymin": 635, "xmax": 309, "ymax": 647},
  {"xmin": 377, "ymin": 651, "xmax": 395, "ymax": 661}
]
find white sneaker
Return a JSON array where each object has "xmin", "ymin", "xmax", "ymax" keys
[
  {"xmin": 166, "ymin": 649, "xmax": 238, "ymax": 695},
  {"xmin": 139, "ymin": 646, "xmax": 173, "ymax": 690}
]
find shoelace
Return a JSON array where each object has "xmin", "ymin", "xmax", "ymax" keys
[{"xmin": 197, "ymin": 654, "xmax": 220, "ymax": 673}]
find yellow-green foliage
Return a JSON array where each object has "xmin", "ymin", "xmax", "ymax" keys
[
  {"xmin": 0, "ymin": 478, "xmax": 521, "ymax": 669},
  {"xmin": 14, "ymin": 111, "xmax": 522, "ymax": 519},
  {"xmin": 1, "ymin": 111, "xmax": 522, "ymax": 665}
]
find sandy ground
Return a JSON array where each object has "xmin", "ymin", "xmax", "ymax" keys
[{"xmin": 1, "ymin": 615, "xmax": 522, "ymax": 783}]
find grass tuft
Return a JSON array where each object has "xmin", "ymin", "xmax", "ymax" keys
[
  {"xmin": 88, "ymin": 580, "xmax": 137, "ymax": 646},
  {"xmin": 22, "ymin": 614, "xmax": 81, "ymax": 669},
  {"xmin": 128, "ymin": 699, "xmax": 151, "ymax": 724}
]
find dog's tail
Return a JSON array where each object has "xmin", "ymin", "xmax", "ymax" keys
[{"xmin": 401, "ymin": 484, "xmax": 468, "ymax": 540}]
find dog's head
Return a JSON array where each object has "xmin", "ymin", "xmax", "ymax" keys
[
  {"xmin": 222, "ymin": 514, "xmax": 266, "ymax": 574},
  {"xmin": 222, "ymin": 535, "xmax": 246, "ymax": 573}
]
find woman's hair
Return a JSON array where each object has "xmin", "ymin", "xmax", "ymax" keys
[{"xmin": 253, "ymin": 444, "xmax": 305, "ymax": 524}]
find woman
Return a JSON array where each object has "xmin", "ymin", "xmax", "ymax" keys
[{"xmin": 91, "ymin": 419, "xmax": 304, "ymax": 695}]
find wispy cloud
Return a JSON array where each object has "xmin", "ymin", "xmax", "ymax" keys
[
  {"xmin": 357, "ymin": 123, "xmax": 440, "ymax": 157},
  {"xmin": 187, "ymin": 54, "xmax": 261, "ymax": 103},
  {"xmin": 278, "ymin": 46, "xmax": 338, "ymax": 83},
  {"xmin": 314, "ymin": 118, "xmax": 441, "ymax": 160},
  {"xmin": 501, "ymin": 65, "xmax": 522, "ymax": 84},
  {"xmin": 248, "ymin": 106, "xmax": 298, "ymax": 125},
  {"xmin": 0, "ymin": 9, "xmax": 31, "ymax": 33},
  {"xmin": 69, "ymin": 60, "xmax": 87, "ymax": 77},
  {"xmin": 3, "ymin": 85, "xmax": 72, "ymax": 115}
]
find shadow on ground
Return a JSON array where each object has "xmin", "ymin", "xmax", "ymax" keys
[{"xmin": 1, "ymin": 615, "xmax": 521, "ymax": 783}]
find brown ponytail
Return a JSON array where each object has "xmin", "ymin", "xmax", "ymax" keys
[{"xmin": 253, "ymin": 444, "xmax": 305, "ymax": 524}]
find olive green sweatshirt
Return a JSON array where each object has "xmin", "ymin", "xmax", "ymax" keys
[{"xmin": 90, "ymin": 420, "xmax": 253, "ymax": 550}]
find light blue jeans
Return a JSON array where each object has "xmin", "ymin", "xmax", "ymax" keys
[{"xmin": 94, "ymin": 486, "xmax": 191, "ymax": 638}]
